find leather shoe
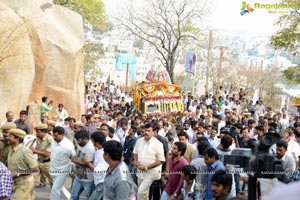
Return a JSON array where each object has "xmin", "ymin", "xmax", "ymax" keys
[{"xmin": 35, "ymin": 184, "xmax": 46, "ymax": 188}]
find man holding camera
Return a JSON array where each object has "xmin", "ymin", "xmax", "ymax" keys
[{"xmin": 40, "ymin": 96, "xmax": 53, "ymax": 121}]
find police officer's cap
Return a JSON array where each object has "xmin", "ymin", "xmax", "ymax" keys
[
  {"xmin": 74, "ymin": 121, "xmax": 83, "ymax": 127},
  {"xmin": 9, "ymin": 128, "xmax": 26, "ymax": 138},
  {"xmin": 0, "ymin": 122, "xmax": 16, "ymax": 130},
  {"xmin": 34, "ymin": 124, "xmax": 48, "ymax": 130},
  {"xmin": 47, "ymin": 120, "xmax": 56, "ymax": 127},
  {"xmin": 93, "ymin": 114, "xmax": 100, "ymax": 119}
]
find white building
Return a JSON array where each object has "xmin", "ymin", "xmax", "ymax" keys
[
  {"xmin": 142, "ymin": 43, "xmax": 156, "ymax": 55},
  {"xmin": 273, "ymin": 56, "xmax": 293, "ymax": 70},
  {"xmin": 97, "ymin": 53, "xmax": 116, "ymax": 78},
  {"xmin": 117, "ymin": 40, "xmax": 133, "ymax": 52},
  {"xmin": 246, "ymin": 56, "xmax": 270, "ymax": 70},
  {"xmin": 101, "ymin": 37, "xmax": 118, "ymax": 52}
]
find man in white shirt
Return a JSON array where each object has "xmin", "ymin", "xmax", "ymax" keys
[
  {"xmin": 221, "ymin": 100, "xmax": 232, "ymax": 114},
  {"xmin": 183, "ymin": 120, "xmax": 194, "ymax": 144},
  {"xmin": 50, "ymin": 126, "xmax": 76, "ymax": 200},
  {"xmin": 85, "ymin": 131, "xmax": 108, "ymax": 200},
  {"xmin": 86, "ymin": 98, "xmax": 95, "ymax": 114},
  {"xmin": 218, "ymin": 116, "xmax": 226, "ymax": 135},
  {"xmin": 276, "ymin": 140, "xmax": 296, "ymax": 182},
  {"xmin": 280, "ymin": 113, "xmax": 290, "ymax": 130},
  {"xmin": 115, "ymin": 118, "xmax": 129, "ymax": 145},
  {"xmin": 206, "ymin": 93, "xmax": 213, "ymax": 106},
  {"xmin": 125, "ymin": 92, "xmax": 133, "ymax": 104},
  {"xmin": 109, "ymin": 84, "xmax": 115, "ymax": 94},
  {"xmin": 157, "ymin": 120, "xmax": 165, "ymax": 137},
  {"xmin": 54, "ymin": 104, "xmax": 68, "ymax": 126},
  {"xmin": 97, "ymin": 124, "xmax": 113, "ymax": 142},
  {"xmin": 0, "ymin": 111, "xmax": 16, "ymax": 126},
  {"xmin": 115, "ymin": 86, "xmax": 122, "ymax": 96},
  {"xmin": 133, "ymin": 123, "xmax": 165, "ymax": 200},
  {"xmin": 0, "ymin": 111, "xmax": 16, "ymax": 136},
  {"xmin": 198, "ymin": 102, "xmax": 207, "ymax": 117},
  {"xmin": 188, "ymin": 100, "xmax": 197, "ymax": 118},
  {"xmin": 207, "ymin": 126, "xmax": 220, "ymax": 148},
  {"xmin": 270, "ymin": 129, "xmax": 300, "ymax": 167},
  {"xmin": 108, "ymin": 126, "xmax": 121, "ymax": 142}
]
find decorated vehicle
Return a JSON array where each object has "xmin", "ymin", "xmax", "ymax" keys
[
  {"xmin": 291, "ymin": 96, "xmax": 300, "ymax": 117},
  {"xmin": 292, "ymin": 97, "xmax": 300, "ymax": 106},
  {"xmin": 133, "ymin": 66, "xmax": 184, "ymax": 117}
]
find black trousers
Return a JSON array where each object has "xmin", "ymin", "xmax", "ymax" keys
[{"xmin": 149, "ymin": 179, "xmax": 162, "ymax": 200}]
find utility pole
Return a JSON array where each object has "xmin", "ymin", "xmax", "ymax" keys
[
  {"xmin": 216, "ymin": 46, "xmax": 228, "ymax": 97},
  {"xmin": 205, "ymin": 31, "xmax": 212, "ymax": 94},
  {"xmin": 125, "ymin": 63, "xmax": 129, "ymax": 92}
]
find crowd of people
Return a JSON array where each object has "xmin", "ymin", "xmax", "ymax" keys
[{"xmin": 0, "ymin": 81, "xmax": 300, "ymax": 200}]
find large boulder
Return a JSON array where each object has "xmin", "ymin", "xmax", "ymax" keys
[
  {"xmin": 0, "ymin": 2, "xmax": 35, "ymax": 117},
  {"xmin": 0, "ymin": 0, "xmax": 85, "ymax": 122}
]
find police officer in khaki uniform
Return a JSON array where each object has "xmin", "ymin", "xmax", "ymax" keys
[
  {"xmin": 0, "ymin": 123, "xmax": 16, "ymax": 165},
  {"xmin": 29, "ymin": 124, "xmax": 53, "ymax": 188},
  {"xmin": 47, "ymin": 120, "xmax": 56, "ymax": 136},
  {"xmin": 74, "ymin": 121, "xmax": 83, "ymax": 133},
  {"xmin": 7, "ymin": 128, "xmax": 39, "ymax": 200}
]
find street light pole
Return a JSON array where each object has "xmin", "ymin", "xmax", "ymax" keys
[
  {"xmin": 205, "ymin": 31, "xmax": 212, "ymax": 94},
  {"xmin": 216, "ymin": 45, "xmax": 228, "ymax": 97}
]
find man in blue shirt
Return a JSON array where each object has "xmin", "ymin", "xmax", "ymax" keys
[
  {"xmin": 211, "ymin": 170, "xmax": 232, "ymax": 200},
  {"xmin": 123, "ymin": 126, "xmax": 138, "ymax": 168},
  {"xmin": 203, "ymin": 148, "xmax": 226, "ymax": 199}
]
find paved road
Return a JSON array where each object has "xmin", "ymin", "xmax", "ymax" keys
[
  {"xmin": 35, "ymin": 176, "xmax": 86, "ymax": 200},
  {"xmin": 35, "ymin": 176, "xmax": 247, "ymax": 200}
]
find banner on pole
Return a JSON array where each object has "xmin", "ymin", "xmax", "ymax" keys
[
  {"xmin": 115, "ymin": 54, "xmax": 136, "ymax": 81},
  {"xmin": 184, "ymin": 51, "xmax": 196, "ymax": 74}
]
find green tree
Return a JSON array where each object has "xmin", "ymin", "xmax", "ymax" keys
[
  {"xmin": 238, "ymin": 67, "xmax": 284, "ymax": 109},
  {"xmin": 133, "ymin": 38, "xmax": 144, "ymax": 49},
  {"xmin": 270, "ymin": 0, "xmax": 300, "ymax": 55},
  {"xmin": 54, "ymin": 0, "xmax": 108, "ymax": 31},
  {"xmin": 283, "ymin": 66, "xmax": 300, "ymax": 83},
  {"xmin": 84, "ymin": 42, "xmax": 104, "ymax": 76},
  {"xmin": 114, "ymin": 0, "xmax": 211, "ymax": 83},
  {"xmin": 54, "ymin": 0, "xmax": 108, "ymax": 81},
  {"xmin": 270, "ymin": 0, "xmax": 300, "ymax": 83}
]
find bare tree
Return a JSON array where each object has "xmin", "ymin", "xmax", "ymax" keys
[
  {"xmin": 114, "ymin": 0, "xmax": 211, "ymax": 83},
  {"xmin": 236, "ymin": 67, "xmax": 283, "ymax": 108}
]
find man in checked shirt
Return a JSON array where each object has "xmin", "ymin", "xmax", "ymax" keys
[{"xmin": 0, "ymin": 161, "xmax": 13, "ymax": 200}]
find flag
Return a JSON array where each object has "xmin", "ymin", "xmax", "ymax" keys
[{"xmin": 184, "ymin": 51, "xmax": 196, "ymax": 74}]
